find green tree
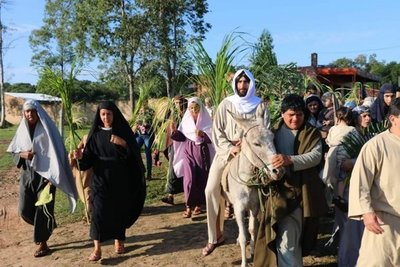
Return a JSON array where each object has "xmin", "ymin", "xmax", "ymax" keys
[
  {"xmin": 29, "ymin": 0, "xmax": 79, "ymax": 76},
  {"xmin": 74, "ymin": 0, "xmax": 153, "ymax": 112},
  {"xmin": 249, "ymin": 30, "xmax": 277, "ymax": 79},
  {"xmin": 249, "ymin": 30, "xmax": 305, "ymax": 125},
  {"xmin": 0, "ymin": 0, "xmax": 9, "ymax": 127},
  {"xmin": 330, "ymin": 57, "xmax": 354, "ymax": 68},
  {"xmin": 138, "ymin": 0, "xmax": 211, "ymax": 97},
  {"xmin": 249, "ymin": 30, "xmax": 304, "ymax": 99},
  {"xmin": 5, "ymin": 82, "xmax": 36, "ymax": 93},
  {"xmin": 191, "ymin": 32, "xmax": 243, "ymax": 106}
]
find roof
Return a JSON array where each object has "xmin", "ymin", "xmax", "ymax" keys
[
  {"xmin": 5, "ymin": 92, "xmax": 61, "ymax": 102},
  {"xmin": 299, "ymin": 66, "xmax": 381, "ymax": 85}
]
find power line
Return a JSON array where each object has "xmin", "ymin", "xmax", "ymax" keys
[{"xmin": 319, "ymin": 44, "xmax": 400, "ymax": 55}]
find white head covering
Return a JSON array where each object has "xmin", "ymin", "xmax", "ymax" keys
[
  {"xmin": 172, "ymin": 97, "xmax": 215, "ymax": 177},
  {"xmin": 178, "ymin": 97, "xmax": 213, "ymax": 142},
  {"xmin": 7, "ymin": 100, "xmax": 78, "ymax": 212},
  {"xmin": 226, "ymin": 69, "xmax": 261, "ymax": 114}
]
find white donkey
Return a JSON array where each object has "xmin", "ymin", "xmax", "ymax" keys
[{"xmin": 222, "ymin": 111, "xmax": 285, "ymax": 267}]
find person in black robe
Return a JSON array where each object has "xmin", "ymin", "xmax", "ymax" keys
[
  {"xmin": 370, "ymin": 83, "xmax": 397, "ymax": 123},
  {"xmin": 72, "ymin": 101, "xmax": 146, "ymax": 261}
]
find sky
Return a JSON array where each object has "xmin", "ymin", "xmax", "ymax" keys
[{"xmin": 2, "ymin": 0, "xmax": 400, "ymax": 85}]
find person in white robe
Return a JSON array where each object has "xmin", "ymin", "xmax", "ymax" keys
[
  {"xmin": 202, "ymin": 69, "xmax": 270, "ymax": 256},
  {"xmin": 7, "ymin": 99, "xmax": 77, "ymax": 257}
]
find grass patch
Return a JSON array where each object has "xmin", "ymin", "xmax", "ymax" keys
[
  {"xmin": 0, "ymin": 126, "xmax": 18, "ymax": 171},
  {"xmin": 0, "ymin": 124, "xmax": 170, "ymax": 225}
]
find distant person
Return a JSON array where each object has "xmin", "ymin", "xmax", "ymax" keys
[
  {"xmin": 336, "ymin": 105, "xmax": 372, "ymax": 267},
  {"xmin": 370, "ymin": 83, "xmax": 397, "ymax": 122},
  {"xmin": 171, "ymin": 97, "xmax": 215, "ymax": 218},
  {"xmin": 305, "ymin": 94, "xmax": 323, "ymax": 128},
  {"xmin": 304, "ymin": 84, "xmax": 321, "ymax": 98},
  {"xmin": 322, "ymin": 106, "xmax": 357, "ymax": 199},
  {"xmin": 348, "ymin": 97, "xmax": 400, "ymax": 266},
  {"xmin": 318, "ymin": 92, "xmax": 335, "ymax": 138},
  {"xmin": 72, "ymin": 101, "xmax": 146, "ymax": 261},
  {"xmin": 204, "ymin": 96, "xmax": 215, "ymax": 118},
  {"xmin": 7, "ymin": 100, "xmax": 78, "ymax": 258},
  {"xmin": 134, "ymin": 101, "xmax": 155, "ymax": 180},
  {"xmin": 160, "ymin": 95, "xmax": 187, "ymax": 205}
]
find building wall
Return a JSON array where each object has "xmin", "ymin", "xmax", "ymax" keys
[{"xmin": 5, "ymin": 95, "xmax": 132, "ymax": 125}]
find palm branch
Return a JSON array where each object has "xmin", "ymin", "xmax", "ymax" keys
[
  {"xmin": 191, "ymin": 31, "xmax": 246, "ymax": 106},
  {"xmin": 129, "ymin": 78, "xmax": 156, "ymax": 126},
  {"xmin": 150, "ymin": 97, "xmax": 182, "ymax": 151},
  {"xmin": 342, "ymin": 120, "xmax": 388, "ymax": 158},
  {"xmin": 39, "ymin": 65, "xmax": 90, "ymax": 223}
]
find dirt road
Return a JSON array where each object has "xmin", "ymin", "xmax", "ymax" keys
[{"xmin": 0, "ymin": 166, "xmax": 337, "ymax": 267}]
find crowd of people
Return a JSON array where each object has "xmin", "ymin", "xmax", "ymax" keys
[{"xmin": 8, "ymin": 70, "xmax": 400, "ymax": 266}]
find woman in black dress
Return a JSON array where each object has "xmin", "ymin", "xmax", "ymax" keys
[{"xmin": 73, "ymin": 101, "xmax": 146, "ymax": 261}]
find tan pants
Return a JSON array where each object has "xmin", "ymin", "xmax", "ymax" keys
[
  {"xmin": 205, "ymin": 156, "xmax": 227, "ymax": 244},
  {"xmin": 357, "ymin": 211, "xmax": 400, "ymax": 267}
]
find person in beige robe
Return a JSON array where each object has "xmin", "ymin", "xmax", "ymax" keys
[
  {"xmin": 348, "ymin": 97, "xmax": 400, "ymax": 266},
  {"xmin": 202, "ymin": 69, "xmax": 270, "ymax": 256}
]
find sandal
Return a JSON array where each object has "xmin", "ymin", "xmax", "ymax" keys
[
  {"xmin": 182, "ymin": 207, "xmax": 192, "ymax": 218},
  {"xmin": 34, "ymin": 246, "xmax": 50, "ymax": 258},
  {"xmin": 88, "ymin": 251, "xmax": 101, "ymax": 261},
  {"xmin": 192, "ymin": 206, "xmax": 202, "ymax": 216},
  {"xmin": 202, "ymin": 243, "xmax": 217, "ymax": 256},
  {"xmin": 202, "ymin": 236, "xmax": 224, "ymax": 256},
  {"xmin": 161, "ymin": 195, "xmax": 174, "ymax": 205}
]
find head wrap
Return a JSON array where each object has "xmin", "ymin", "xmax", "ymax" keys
[
  {"xmin": 353, "ymin": 105, "xmax": 370, "ymax": 115},
  {"xmin": 305, "ymin": 94, "xmax": 323, "ymax": 120},
  {"xmin": 305, "ymin": 94, "xmax": 321, "ymax": 105},
  {"xmin": 172, "ymin": 97, "xmax": 215, "ymax": 177},
  {"xmin": 7, "ymin": 100, "xmax": 78, "ymax": 211},
  {"xmin": 370, "ymin": 83, "xmax": 397, "ymax": 122},
  {"xmin": 226, "ymin": 69, "xmax": 261, "ymax": 114},
  {"xmin": 321, "ymin": 92, "xmax": 333, "ymax": 102},
  {"xmin": 23, "ymin": 100, "xmax": 37, "ymax": 111}
]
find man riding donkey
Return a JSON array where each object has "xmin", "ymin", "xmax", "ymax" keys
[
  {"xmin": 254, "ymin": 94, "xmax": 328, "ymax": 267},
  {"xmin": 202, "ymin": 69, "xmax": 271, "ymax": 256}
]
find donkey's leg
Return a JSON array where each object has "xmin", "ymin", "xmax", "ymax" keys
[
  {"xmin": 248, "ymin": 208, "xmax": 259, "ymax": 259},
  {"xmin": 234, "ymin": 205, "xmax": 247, "ymax": 267}
]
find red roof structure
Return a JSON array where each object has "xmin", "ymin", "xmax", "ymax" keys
[{"xmin": 298, "ymin": 53, "xmax": 381, "ymax": 90}]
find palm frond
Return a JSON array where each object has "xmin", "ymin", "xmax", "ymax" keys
[
  {"xmin": 150, "ymin": 97, "xmax": 183, "ymax": 151},
  {"xmin": 129, "ymin": 78, "xmax": 157, "ymax": 126},
  {"xmin": 191, "ymin": 31, "xmax": 247, "ymax": 107},
  {"xmin": 342, "ymin": 120, "xmax": 388, "ymax": 158}
]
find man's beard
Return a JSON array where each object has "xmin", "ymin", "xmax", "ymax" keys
[{"xmin": 238, "ymin": 90, "xmax": 247, "ymax": 97}]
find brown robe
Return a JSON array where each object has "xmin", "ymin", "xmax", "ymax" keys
[{"xmin": 254, "ymin": 122, "xmax": 328, "ymax": 267}]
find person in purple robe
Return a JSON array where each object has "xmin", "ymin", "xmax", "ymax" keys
[{"xmin": 171, "ymin": 97, "xmax": 215, "ymax": 218}]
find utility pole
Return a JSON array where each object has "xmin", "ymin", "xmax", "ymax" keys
[{"xmin": 0, "ymin": 3, "xmax": 5, "ymax": 127}]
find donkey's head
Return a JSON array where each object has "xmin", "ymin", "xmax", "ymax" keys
[{"xmin": 229, "ymin": 108, "xmax": 285, "ymax": 182}]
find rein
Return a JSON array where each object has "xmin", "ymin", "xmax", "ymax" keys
[{"xmin": 227, "ymin": 125, "xmax": 277, "ymax": 213}]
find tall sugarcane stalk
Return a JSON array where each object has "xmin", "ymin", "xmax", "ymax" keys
[{"xmin": 40, "ymin": 66, "xmax": 90, "ymax": 224}]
